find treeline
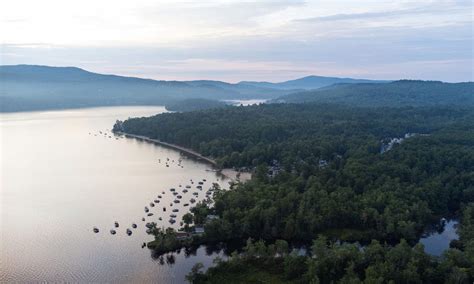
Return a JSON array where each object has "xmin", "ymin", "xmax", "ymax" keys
[
  {"xmin": 189, "ymin": 202, "xmax": 474, "ymax": 283},
  {"xmin": 116, "ymin": 104, "xmax": 474, "ymax": 243},
  {"xmin": 277, "ymin": 80, "xmax": 474, "ymax": 107},
  {"xmin": 188, "ymin": 203, "xmax": 474, "ymax": 283},
  {"xmin": 116, "ymin": 103, "xmax": 474, "ymax": 282},
  {"xmin": 116, "ymin": 103, "xmax": 473, "ymax": 168}
]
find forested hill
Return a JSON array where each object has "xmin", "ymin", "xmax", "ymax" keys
[
  {"xmin": 0, "ymin": 65, "xmax": 290, "ymax": 112},
  {"xmin": 118, "ymin": 103, "xmax": 474, "ymax": 281},
  {"xmin": 116, "ymin": 103, "xmax": 474, "ymax": 241},
  {"xmin": 115, "ymin": 103, "xmax": 473, "ymax": 169},
  {"xmin": 239, "ymin": 75, "xmax": 387, "ymax": 90},
  {"xmin": 0, "ymin": 65, "xmax": 392, "ymax": 112},
  {"xmin": 276, "ymin": 80, "xmax": 474, "ymax": 107}
]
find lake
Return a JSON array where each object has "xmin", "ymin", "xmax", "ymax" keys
[
  {"xmin": 0, "ymin": 106, "xmax": 234, "ymax": 283},
  {"xmin": 223, "ymin": 99, "xmax": 267, "ymax": 106}
]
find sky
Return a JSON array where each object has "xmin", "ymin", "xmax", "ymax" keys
[{"xmin": 1, "ymin": 0, "xmax": 472, "ymax": 82}]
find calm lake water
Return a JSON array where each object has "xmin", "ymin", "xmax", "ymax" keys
[{"xmin": 0, "ymin": 106, "xmax": 234, "ymax": 283}]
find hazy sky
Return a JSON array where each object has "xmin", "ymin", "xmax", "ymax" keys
[{"xmin": 1, "ymin": 0, "xmax": 472, "ymax": 82}]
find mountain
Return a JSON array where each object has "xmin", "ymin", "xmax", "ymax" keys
[
  {"xmin": 183, "ymin": 80, "xmax": 286, "ymax": 97},
  {"xmin": 276, "ymin": 80, "xmax": 474, "ymax": 107},
  {"xmin": 239, "ymin": 75, "xmax": 387, "ymax": 90},
  {"xmin": 0, "ymin": 65, "xmax": 290, "ymax": 112},
  {"xmin": 164, "ymin": 98, "xmax": 228, "ymax": 112}
]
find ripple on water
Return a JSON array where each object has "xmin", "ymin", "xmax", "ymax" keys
[{"xmin": 1, "ymin": 107, "xmax": 234, "ymax": 282}]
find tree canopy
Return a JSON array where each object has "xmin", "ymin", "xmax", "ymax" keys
[{"xmin": 115, "ymin": 103, "xmax": 474, "ymax": 282}]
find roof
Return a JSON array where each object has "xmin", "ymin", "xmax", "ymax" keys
[{"xmin": 194, "ymin": 226, "xmax": 205, "ymax": 233}]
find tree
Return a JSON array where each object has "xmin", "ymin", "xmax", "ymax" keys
[
  {"xmin": 183, "ymin": 213, "xmax": 193, "ymax": 232},
  {"xmin": 185, "ymin": 262, "xmax": 204, "ymax": 283}
]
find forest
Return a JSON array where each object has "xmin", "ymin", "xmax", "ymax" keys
[
  {"xmin": 187, "ymin": 204, "xmax": 474, "ymax": 283},
  {"xmin": 277, "ymin": 80, "xmax": 474, "ymax": 107},
  {"xmin": 187, "ymin": 204, "xmax": 474, "ymax": 284},
  {"xmin": 114, "ymin": 103, "xmax": 474, "ymax": 282}
]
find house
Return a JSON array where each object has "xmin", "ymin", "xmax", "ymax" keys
[
  {"xmin": 318, "ymin": 159, "xmax": 328, "ymax": 168},
  {"xmin": 193, "ymin": 226, "xmax": 205, "ymax": 235},
  {"xmin": 206, "ymin": 214, "xmax": 219, "ymax": 222},
  {"xmin": 175, "ymin": 232, "xmax": 192, "ymax": 240}
]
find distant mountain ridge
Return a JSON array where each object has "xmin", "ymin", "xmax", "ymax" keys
[
  {"xmin": 0, "ymin": 65, "xmax": 386, "ymax": 112},
  {"xmin": 0, "ymin": 65, "xmax": 287, "ymax": 112},
  {"xmin": 164, "ymin": 98, "xmax": 228, "ymax": 112},
  {"xmin": 240, "ymin": 75, "xmax": 388, "ymax": 90},
  {"xmin": 276, "ymin": 80, "xmax": 474, "ymax": 107}
]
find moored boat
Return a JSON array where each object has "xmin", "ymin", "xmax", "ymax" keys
[{"xmin": 145, "ymin": 223, "xmax": 154, "ymax": 229}]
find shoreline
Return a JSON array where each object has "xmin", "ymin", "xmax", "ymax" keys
[
  {"xmin": 116, "ymin": 131, "xmax": 218, "ymax": 166},
  {"xmin": 116, "ymin": 131, "xmax": 252, "ymax": 183}
]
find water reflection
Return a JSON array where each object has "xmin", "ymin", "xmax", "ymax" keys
[
  {"xmin": 420, "ymin": 219, "xmax": 459, "ymax": 256},
  {"xmin": 0, "ymin": 106, "xmax": 236, "ymax": 283}
]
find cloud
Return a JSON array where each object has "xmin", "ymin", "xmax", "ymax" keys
[
  {"xmin": 0, "ymin": 0, "xmax": 472, "ymax": 82},
  {"xmin": 295, "ymin": 3, "xmax": 469, "ymax": 23},
  {"xmin": 298, "ymin": 9, "xmax": 424, "ymax": 22}
]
